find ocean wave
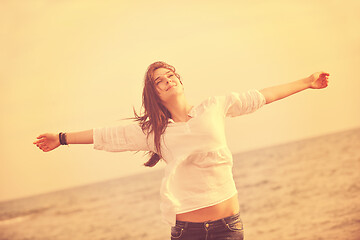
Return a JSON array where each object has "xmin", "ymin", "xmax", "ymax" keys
[
  {"xmin": 0, "ymin": 215, "xmax": 29, "ymax": 226},
  {"xmin": 0, "ymin": 206, "xmax": 51, "ymax": 222}
]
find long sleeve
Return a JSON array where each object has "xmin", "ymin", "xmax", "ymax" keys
[
  {"xmin": 93, "ymin": 123, "xmax": 151, "ymax": 152},
  {"xmin": 223, "ymin": 89, "xmax": 266, "ymax": 117}
]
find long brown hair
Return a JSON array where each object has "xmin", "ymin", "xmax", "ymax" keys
[{"xmin": 133, "ymin": 61, "xmax": 181, "ymax": 167}]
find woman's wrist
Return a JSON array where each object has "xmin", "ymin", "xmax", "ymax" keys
[
  {"xmin": 302, "ymin": 77, "xmax": 312, "ymax": 89},
  {"xmin": 59, "ymin": 132, "xmax": 68, "ymax": 145}
]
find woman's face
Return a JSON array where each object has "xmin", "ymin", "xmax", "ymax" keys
[{"xmin": 153, "ymin": 68, "xmax": 183, "ymax": 102}]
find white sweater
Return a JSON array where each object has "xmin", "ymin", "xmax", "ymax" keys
[{"xmin": 93, "ymin": 89, "xmax": 266, "ymax": 226}]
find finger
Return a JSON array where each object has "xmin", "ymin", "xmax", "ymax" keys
[
  {"xmin": 37, "ymin": 143, "xmax": 47, "ymax": 148},
  {"xmin": 37, "ymin": 134, "xmax": 47, "ymax": 139},
  {"xmin": 320, "ymin": 72, "xmax": 330, "ymax": 76},
  {"xmin": 34, "ymin": 139, "xmax": 46, "ymax": 144},
  {"xmin": 41, "ymin": 143, "xmax": 49, "ymax": 148}
]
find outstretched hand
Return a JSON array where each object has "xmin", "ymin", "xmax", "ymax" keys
[
  {"xmin": 33, "ymin": 133, "xmax": 60, "ymax": 152},
  {"xmin": 308, "ymin": 72, "xmax": 330, "ymax": 89}
]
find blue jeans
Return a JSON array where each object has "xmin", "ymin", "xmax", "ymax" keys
[{"xmin": 170, "ymin": 212, "xmax": 244, "ymax": 240}]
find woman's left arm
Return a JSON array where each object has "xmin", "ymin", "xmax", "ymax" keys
[{"xmin": 259, "ymin": 72, "xmax": 329, "ymax": 104}]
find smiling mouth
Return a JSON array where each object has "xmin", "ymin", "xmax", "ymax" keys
[{"xmin": 167, "ymin": 85, "xmax": 176, "ymax": 91}]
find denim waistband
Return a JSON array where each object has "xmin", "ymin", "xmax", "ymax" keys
[{"xmin": 174, "ymin": 212, "xmax": 241, "ymax": 230}]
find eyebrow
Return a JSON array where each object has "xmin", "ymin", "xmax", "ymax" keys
[{"xmin": 154, "ymin": 70, "xmax": 171, "ymax": 82}]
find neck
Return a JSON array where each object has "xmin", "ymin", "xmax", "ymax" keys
[{"xmin": 163, "ymin": 94, "xmax": 193, "ymax": 122}]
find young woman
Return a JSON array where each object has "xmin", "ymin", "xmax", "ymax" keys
[{"xmin": 33, "ymin": 61, "xmax": 329, "ymax": 240}]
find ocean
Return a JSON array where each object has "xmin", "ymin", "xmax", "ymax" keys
[{"xmin": 1, "ymin": 128, "xmax": 359, "ymax": 240}]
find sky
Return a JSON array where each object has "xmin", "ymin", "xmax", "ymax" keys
[{"xmin": 1, "ymin": 0, "xmax": 359, "ymax": 202}]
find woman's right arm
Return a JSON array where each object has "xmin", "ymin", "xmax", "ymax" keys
[{"xmin": 33, "ymin": 130, "xmax": 93, "ymax": 152}]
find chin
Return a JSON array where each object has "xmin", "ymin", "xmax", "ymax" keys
[{"xmin": 162, "ymin": 91, "xmax": 183, "ymax": 102}]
